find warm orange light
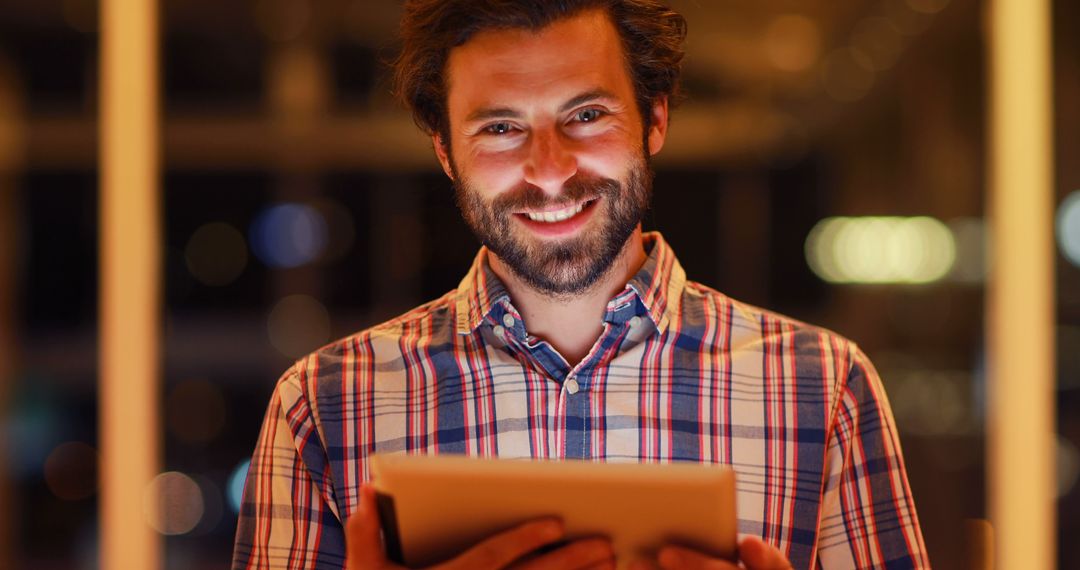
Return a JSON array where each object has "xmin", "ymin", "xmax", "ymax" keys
[
  {"xmin": 986, "ymin": 0, "xmax": 1055, "ymax": 568},
  {"xmin": 99, "ymin": 0, "xmax": 161, "ymax": 568}
]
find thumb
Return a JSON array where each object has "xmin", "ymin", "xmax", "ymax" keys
[
  {"xmin": 737, "ymin": 536, "xmax": 792, "ymax": 570},
  {"xmin": 346, "ymin": 486, "xmax": 387, "ymax": 569}
]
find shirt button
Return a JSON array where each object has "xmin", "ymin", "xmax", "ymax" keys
[
  {"xmin": 502, "ymin": 313, "xmax": 516, "ymax": 328},
  {"xmin": 565, "ymin": 377, "xmax": 580, "ymax": 394},
  {"xmin": 492, "ymin": 325, "xmax": 505, "ymax": 337},
  {"xmin": 628, "ymin": 316, "xmax": 642, "ymax": 328}
]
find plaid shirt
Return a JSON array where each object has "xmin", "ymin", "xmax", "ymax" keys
[{"xmin": 233, "ymin": 232, "xmax": 929, "ymax": 570}]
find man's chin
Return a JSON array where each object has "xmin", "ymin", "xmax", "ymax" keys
[
  {"xmin": 502, "ymin": 247, "xmax": 617, "ymax": 298},
  {"xmin": 512, "ymin": 269, "xmax": 603, "ymax": 298}
]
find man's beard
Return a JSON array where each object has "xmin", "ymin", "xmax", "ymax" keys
[{"xmin": 452, "ymin": 157, "xmax": 653, "ymax": 298}]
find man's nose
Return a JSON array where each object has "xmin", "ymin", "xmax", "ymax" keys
[{"xmin": 523, "ymin": 127, "xmax": 577, "ymax": 195}]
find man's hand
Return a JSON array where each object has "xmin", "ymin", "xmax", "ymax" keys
[
  {"xmin": 346, "ymin": 486, "xmax": 615, "ymax": 570},
  {"xmin": 628, "ymin": 537, "xmax": 793, "ymax": 570}
]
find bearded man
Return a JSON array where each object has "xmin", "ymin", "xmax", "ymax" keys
[{"xmin": 233, "ymin": 2, "xmax": 929, "ymax": 569}]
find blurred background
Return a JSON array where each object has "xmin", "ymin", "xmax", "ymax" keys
[{"xmin": 0, "ymin": 0, "xmax": 1077, "ymax": 568}]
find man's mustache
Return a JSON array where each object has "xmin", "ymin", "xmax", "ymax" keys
[{"xmin": 491, "ymin": 174, "xmax": 621, "ymax": 214}]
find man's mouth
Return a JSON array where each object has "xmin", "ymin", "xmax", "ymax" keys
[{"xmin": 519, "ymin": 199, "xmax": 597, "ymax": 223}]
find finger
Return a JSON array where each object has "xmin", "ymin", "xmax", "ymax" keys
[
  {"xmin": 448, "ymin": 519, "xmax": 564, "ymax": 570},
  {"xmin": 657, "ymin": 545, "xmax": 738, "ymax": 570},
  {"xmin": 736, "ymin": 537, "xmax": 792, "ymax": 570},
  {"xmin": 512, "ymin": 537, "xmax": 614, "ymax": 570},
  {"xmin": 346, "ymin": 486, "xmax": 388, "ymax": 569}
]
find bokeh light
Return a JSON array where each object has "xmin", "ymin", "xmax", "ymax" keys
[
  {"xmin": 883, "ymin": 0, "xmax": 934, "ymax": 36},
  {"xmin": 249, "ymin": 203, "xmax": 329, "ymax": 269},
  {"xmin": 227, "ymin": 459, "xmax": 252, "ymax": 513},
  {"xmin": 43, "ymin": 441, "xmax": 97, "ymax": 501},
  {"xmin": 820, "ymin": 48, "xmax": 875, "ymax": 102},
  {"xmin": 144, "ymin": 472, "xmax": 205, "ymax": 536},
  {"xmin": 850, "ymin": 17, "xmax": 904, "ymax": 72},
  {"xmin": 764, "ymin": 14, "xmax": 821, "ymax": 73},
  {"xmin": 185, "ymin": 222, "xmax": 249, "ymax": 286},
  {"xmin": 269, "ymin": 48, "xmax": 328, "ymax": 118},
  {"xmin": 1056, "ymin": 191, "xmax": 1080, "ymax": 267},
  {"xmin": 806, "ymin": 216, "xmax": 956, "ymax": 284},
  {"xmin": 166, "ymin": 379, "xmax": 228, "ymax": 445},
  {"xmin": 267, "ymin": 294, "xmax": 331, "ymax": 358}
]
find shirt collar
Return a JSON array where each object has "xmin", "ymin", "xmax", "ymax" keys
[
  {"xmin": 453, "ymin": 231, "xmax": 686, "ymax": 335},
  {"xmin": 622, "ymin": 232, "xmax": 686, "ymax": 334},
  {"xmin": 454, "ymin": 247, "xmax": 512, "ymax": 335}
]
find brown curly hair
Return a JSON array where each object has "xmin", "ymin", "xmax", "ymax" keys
[{"xmin": 392, "ymin": 0, "xmax": 687, "ymax": 141}]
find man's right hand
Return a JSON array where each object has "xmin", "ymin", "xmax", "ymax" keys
[{"xmin": 346, "ymin": 486, "xmax": 615, "ymax": 570}]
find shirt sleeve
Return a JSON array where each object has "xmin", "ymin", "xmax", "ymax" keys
[
  {"xmin": 232, "ymin": 364, "xmax": 348, "ymax": 570},
  {"xmin": 816, "ymin": 346, "xmax": 931, "ymax": 569}
]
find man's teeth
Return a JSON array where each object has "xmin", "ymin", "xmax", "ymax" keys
[{"xmin": 524, "ymin": 202, "xmax": 586, "ymax": 223}]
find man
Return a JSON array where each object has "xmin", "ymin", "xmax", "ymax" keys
[{"xmin": 233, "ymin": 1, "xmax": 930, "ymax": 569}]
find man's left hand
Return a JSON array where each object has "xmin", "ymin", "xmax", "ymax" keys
[{"xmin": 630, "ymin": 536, "xmax": 793, "ymax": 570}]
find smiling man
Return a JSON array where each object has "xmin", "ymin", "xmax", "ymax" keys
[{"xmin": 233, "ymin": 2, "xmax": 929, "ymax": 570}]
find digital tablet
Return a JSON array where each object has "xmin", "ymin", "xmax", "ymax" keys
[{"xmin": 369, "ymin": 454, "xmax": 737, "ymax": 568}]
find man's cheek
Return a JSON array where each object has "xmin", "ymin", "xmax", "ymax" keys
[{"xmin": 466, "ymin": 152, "xmax": 527, "ymax": 185}]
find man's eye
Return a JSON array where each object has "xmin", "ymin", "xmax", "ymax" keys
[
  {"xmin": 485, "ymin": 122, "xmax": 514, "ymax": 135},
  {"xmin": 575, "ymin": 108, "xmax": 604, "ymax": 123}
]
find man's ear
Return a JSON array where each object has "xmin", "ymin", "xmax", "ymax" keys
[
  {"xmin": 432, "ymin": 133, "xmax": 455, "ymax": 180},
  {"xmin": 646, "ymin": 96, "xmax": 669, "ymax": 157}
]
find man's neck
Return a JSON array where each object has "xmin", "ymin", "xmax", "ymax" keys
[{"xmin": 488, "ymin": 228, "xmax": 648, "ymax": 367}]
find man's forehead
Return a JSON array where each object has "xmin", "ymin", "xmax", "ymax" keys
[{"xmin": 443, "ymin": 9, "xmax": 633, "ymax": 112}]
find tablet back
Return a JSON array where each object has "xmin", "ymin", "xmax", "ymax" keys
[{"xmin": 370, "ymin": 454, "xmax": 737, "ymax": 568}]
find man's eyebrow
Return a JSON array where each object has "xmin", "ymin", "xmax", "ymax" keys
[
  {"xmin": 463, "ymin": 89, "xmax": 621, "ymax": 124},
  {"xmin": 558, "ymin": 89, "xmax": 618, "ymax": 113},
  {"xmin": 464, "ymin": 107, "xmax": 523, "ymax": 124}
]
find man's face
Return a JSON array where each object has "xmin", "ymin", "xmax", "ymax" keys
[{"xmin": 435, "ymin": 9, "xmax": 668, "ymax": 297}]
